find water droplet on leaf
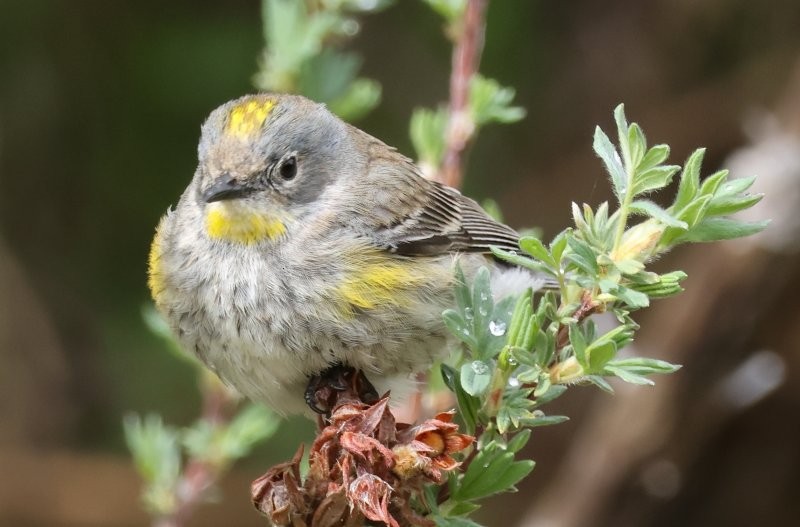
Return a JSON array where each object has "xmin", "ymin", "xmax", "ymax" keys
[
  {"xmin": 489, "ymin": 320, "xmax": 507, "ymax": 336},
  {"xmin": 471, "ymin": 361, "xmax": 489, "ymax": 375}
]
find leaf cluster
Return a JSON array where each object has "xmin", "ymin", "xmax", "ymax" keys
[
  {"xmin": 254, "ymin": 0, "xmax": 390, "ymax": 120},
  {"xmin": 124, "ymin": 403, "xmax": 279, "ymax": 516},
  {"xmin": 411, "ymin": 74, "xmax": 525, "ymax": 170},
  {"xmin": 433, "ymin": 104, "xmax": 766, "ymax": 525}
]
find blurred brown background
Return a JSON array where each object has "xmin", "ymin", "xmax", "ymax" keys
[{"xmin": 1, "ymin": 0, "xmax": 799, "ymax": 525}]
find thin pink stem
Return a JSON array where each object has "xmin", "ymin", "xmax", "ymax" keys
[
  {"xmin": 439, "ymin": 0, "xmax": 489, "ymax": 189},
  {"xmin": 154, "ymin": 379, "xmax": 236, "ymax": 527}
]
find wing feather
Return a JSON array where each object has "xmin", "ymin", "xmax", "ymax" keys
[{"xmin": 356, "ymin": 138, "xmax": 521, "ymax": 257}]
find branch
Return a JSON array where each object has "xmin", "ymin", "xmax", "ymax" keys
[{"xmin": 438, "ymin": 0, "xmax": 489, "ymax": 188}]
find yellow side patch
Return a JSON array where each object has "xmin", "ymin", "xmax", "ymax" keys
[
  {"xmin": 148, "ymin": 217, "xmax": 167, "ymax": 305},
  {"xmin": 205, "ymin": 202, "xmax": 286, "ymax": 244},
  {"xmin": 225, "ymin": 99, "xmax": 275, "ymax": 139},
  {"xmin": 337, "ymin": 258, "xmax": 433, "ymax": 311}
]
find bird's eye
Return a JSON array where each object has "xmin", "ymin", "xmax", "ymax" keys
[{"xmin": 278, "ymin": 156, "xmax": 297, "ymax": 181}]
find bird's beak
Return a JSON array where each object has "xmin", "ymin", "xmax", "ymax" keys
[{"xmin": 202, "ymin": 174, "xmax": 257, "ymax": 203}]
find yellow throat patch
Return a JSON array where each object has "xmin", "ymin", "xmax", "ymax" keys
[
  {"xmin": 205, "ymin": 202, "xmax": 287, "ymax": 244},
  {"xmin": 225, "ymin": 99, "xmax": 275, "ymax": 139}
]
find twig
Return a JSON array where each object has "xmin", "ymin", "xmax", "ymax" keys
[
  {"xmin": 154, "ymin": 376, "xmax": 237, "ymax": 527},
  {"xmin": 438, "ymin": 0, "xmax": 489, "ymax": 189},
  {"xmin": 556, "ymin": 290, "xmax": 600, "ymax": 349}
]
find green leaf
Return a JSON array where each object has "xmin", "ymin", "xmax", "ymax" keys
[
  {"xmin": 505, "ymin": 429, "xmax": 532, "ymax": 453},
  {"xmin": 443, "ymin": 309, "xmax": 479, "ymax": 351},
  {"xmin": 632, "ymin": 165, "xmax": 680, "ymax": 196},
  {"xmin": 615, "ymin": 258, "xmax": 645, "ymax": 275},
  {"xmin": 569, "ymin": 323, "xmax": 588, "ymax": 368},
  {"xmin": 627, "ymin": 123, "xmax": 647, "ymax": 169},
  {"xmin": 456, "ymin": 451, "xmax": 534, "ymax": 500},
  {"xmin": 455, "ymin": 446, "xmax": 503, "ymax": 499},
  {"xmin": 532, "ymin": 326, "xmax": 556, "ymax": 366},
  {"xmin": 629, "ymin": 200, "xmax": 688, "ymax": 229},
  {"xmin": 257, "ymin": 0, "xmax": 340, "ymax": 91},
  {"xmin": 715, "ymin": 175, "xmax": 757, "ymax": 197},
  {"xmin": 607, "ymin": 357, "xmax": 681, "ymax": 375},
  {"xmin": 297, "ymin": 48, "xmax": 360, "ymax": 104},
  {"xmin": 565, "ymin": 236, "xmax": 599, "ymax": 275},
  {"xmin": 470, "ymin": 267, "xmax": 495, "ymax": 357},
  {"xmin": 604, "ymin": 365, "xmax": 654, "ymax": 385},
  {"xmin": 706, "ymin": 193, "xmax": 763, "ymax": 217},
  {"xmin": 219, "ymin": 404, "xmax": 279, "ymax": 460},
  {"xmin": 549, "ymin": 228, "xmax": 570, "ymax": 264},
  {"xmin": 410, "ymin": 106, "xmax": 448, "ymax": 167},
  {"xmin": 629, "ymin": 270, "xmax": 687, "ymax": 298},
  {"xmin": 672, "ymin": 148, "xmax": 705, "ymax": 212},
  {"xmin": 519, "ymin": 236, "xmax": 557, "ymax": 268},
  {"xmin": 124, "ymin": 414, "xmax": 182, "ymax": 486},
  {"xmin": 586, "ymin": 375, "xmax": 614, "ymax": 393},
  {"xmin": 678, "ymin": 218, "xmax": 769, "ymax": 243},
  {"xmin": 472, "ymin": 268, "xmax": 493, "ymax": 324},
  {"xmin": 469, "ymin": 75, "xmax": 526, "ymax": 125},
  {"xmin": 532, "ymin": 384, "xmax": 567, "ymax": 407},
  {"xmin": 614, "ymin": 104, "xmax": 631, "ymax": 169},
  {"xmin": 698, "ymin": 169, "xmax": 728, "ymax": 199},
  {"xmin": 506, "ymin": 290, "xmax": 533, "ymax": 347},
  {"xmin": 327, "ymin": 78, "xmax": 381, "ymax": 121},
  {"xmin": 489, "ymin": 459, "xmax": 535, "ymax": 493},
  {"xmin": 572, "ymin": 202, "xmax": 588, "ymax": 231},
  {"xmin": 591, "ymin": 202, "xmax": 611, "ymax": 244},
  {"xmin": 490, "ymin": 247, "xmax": 554, "ymax": 275},
  {"xmin": 441, "ymin": 363, "xmax": 479, "ymax": 433},
  {"xmin": 521, "ymin": 414, "xmax": 570, "ymax": 427},
  {"xmin": 533, "ymin": 373, "xmax": 551, "ymax": 398},
  {"xmin": 453, "ymin": 265, "xmax": 471, "ymax": 313},
  {"xmin": 600, "ymin": 324, "xmax": 635, "ymax": 349},
  {"xmin": 124, "ymin": 414, "xmax": 182, "ymax": 514},
  {"xmin": 182, "ymin": 420, "xmax": 215, "ymax": 461},
  {"xmin": 593, "ymin": 126, "xmax": 627, "ymax": 202},
  {"xmin": 587, "ymin": 341, "xmax": 617, "ymax": 372},
  {"xmin": 637, "ymin": 144, "xmax": 670, "ymax": 172},
  {"xmin": 518, "ymin": 315, "xmax": 540, "ymax": 351},
  {"xmin": 677, "ymin": 195, "xmax": 712, "ymax": 228},
  {"xmin": 613, "ymin": 284, "xmax": 650, "ymax": 309},
  {"xmin": 460, "ymin": 361, "xmax": 492, "ymax": 396}
]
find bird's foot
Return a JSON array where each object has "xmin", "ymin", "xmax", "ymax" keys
[{"xmin": 304, "ymin": 364, "xmax": 379, "ymax": 416}]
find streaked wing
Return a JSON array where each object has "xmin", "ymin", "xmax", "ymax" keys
[
  {"xmin": 384, "ymin": 183, "xmax": 520, "ymax": 256},
  {"xmin": 361, "ymin": 140, "xmax": 520, "ymax": 256}
]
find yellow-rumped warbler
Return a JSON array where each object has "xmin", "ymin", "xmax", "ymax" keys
[{"xmin": 148, "ymin": 94, "xmax": 542, "ymax": 415}]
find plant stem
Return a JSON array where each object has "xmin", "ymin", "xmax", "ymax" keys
[
  {"xmin": 612, "ymin": 169, "xmax": 636, "ymax": 253},
  {"xmin": 438, "ymin": 0, "xmax": 489, "ymax": 189},
  {"xmin": 154, "ymin": 374, "xmax": 236, "ymax": 527}
]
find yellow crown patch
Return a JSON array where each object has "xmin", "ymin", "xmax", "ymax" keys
[{"xmin": 225, "ymin": 99, "xmax": 275, "ymax": 139}]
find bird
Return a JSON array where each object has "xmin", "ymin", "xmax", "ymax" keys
[{"xmin": 148, "ymin": 93, "xmax": 542, "ymax": 416}]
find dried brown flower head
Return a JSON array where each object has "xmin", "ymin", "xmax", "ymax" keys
[{"xmin": 252, "ymin": 371, "xmax": 474, "ymax": 526}]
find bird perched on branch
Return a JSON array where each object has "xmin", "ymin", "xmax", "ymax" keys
[{"xmin": 148, "ymin": 94, "xmax": 542, "ymax": 415}]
